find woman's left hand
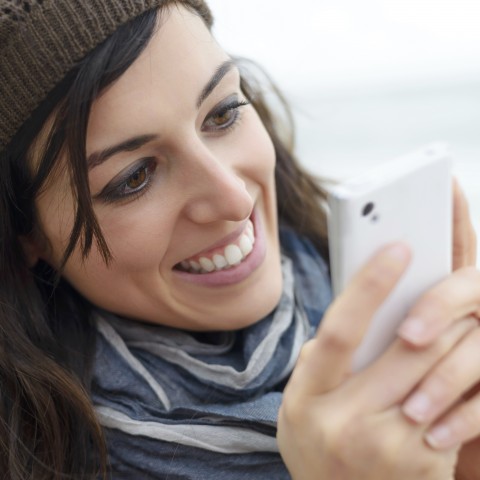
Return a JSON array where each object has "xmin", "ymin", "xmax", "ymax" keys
[
  {"xmin": 404, "ymin": 180, "xmax": 480, "ymax": 480},
  {"xmin": 278, "ymin": 178, "xmax": 480, "ymax": 480},
  {"xmin": 446, "ymin": 179, "xmax": 479, "ymax": 479}
]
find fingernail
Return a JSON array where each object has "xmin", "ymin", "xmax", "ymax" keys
[
  {"xmin": 426, "ymin": 424, "xmax": 456, "ymax": 449},
  {"xmin": 398, "ymin": 316, "xmax": 428, "ymax": 344},
  {"xmin": 403, "ymin": 392, "xmax": 432, "ymax": 422}
]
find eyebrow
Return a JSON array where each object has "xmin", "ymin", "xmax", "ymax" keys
[
  {"xmin": 196, "ymin": 59, "xmax": 236, "ymax": 109},
  {"xmin": 87, "ymin": 60, "xmax": 237, "ymax": 170},
  {"xmin": 87, "ymin": 134, "xmax": 158, "ymax": 170}
]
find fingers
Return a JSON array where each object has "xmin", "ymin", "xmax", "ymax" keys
[
  {"xmin": 397, "ymin": 267, "xmax": 480, "ymax": 346},
  {"xmin": 351, "ymin": 316, "xmax": 478, "ymax": 411},
  {"xmin": 395, "ymin": 321, "xmax": 480, "ymax": 451},
  {"xmin": 402, "ymin": 322, "xmax": 480, "ymax": 426},
  {"xmin": 290, "ymin": 243, "xmax": 411, "ymax": 396},
  {"xmin": 425, "ymin": 391, "xmax": 480, "ymax": 450},
  {"xmin": 452, "ymin": 178, "xmax": 477, "ymax": 270}
]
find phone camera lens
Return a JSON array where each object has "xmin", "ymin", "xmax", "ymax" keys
[{"xmin": 362, "ymin": 202, "xmax": 374, "ymax": 216}]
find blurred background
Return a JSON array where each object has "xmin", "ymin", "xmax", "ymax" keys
[{"xmin": 208, "ymin": 0, "xmax": 480, "ymax": 256}]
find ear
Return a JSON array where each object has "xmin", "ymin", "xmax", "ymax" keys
[{"xmin": 18, "ymin": 234, "xmax": 44, "ymax": 268}]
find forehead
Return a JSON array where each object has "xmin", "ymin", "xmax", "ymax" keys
[{"xmin": 86, "ymin": 6, "xmax": 229, "ymax": 153}]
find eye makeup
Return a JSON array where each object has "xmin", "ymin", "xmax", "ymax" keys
[
  {"xmin": 94, "ymin": 156, "xmax": 157, "ymax": 204},
  {"xmin": 202, "ymin": 94, "xmax": 249, "ymax": 133},
  {"xmin": 92, "ymin": 94, "xmax": 250, "ymax": 205}
]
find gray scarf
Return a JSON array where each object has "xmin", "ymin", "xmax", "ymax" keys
[{"xmin": 92, "ymin": 228, "xmax": 332, "ymax": 479}]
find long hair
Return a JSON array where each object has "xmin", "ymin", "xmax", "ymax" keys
[{"xmin": 0, "ymin": 1, "xmax": 327, "ymax": 478}]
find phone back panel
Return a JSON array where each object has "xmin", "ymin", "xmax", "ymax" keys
[{"xmin": 327, "ymin": 145, "xmax": 452, "ymax": 371}]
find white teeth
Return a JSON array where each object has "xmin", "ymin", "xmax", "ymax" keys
[
  {"xmin": 199, "ymin": 257, "xmax": 215, "ymax": 272},
  {"xmin": 245, "ymin": 221, "xmax": 255, "ymax": 243},
  {"xmin": 180, "ymin": 219, "xmax": 256, "ymax": 273},
  {"xmin": 239, "ymin": 234, "xmax": 253, "ymax": 256},
  {"xmin": 224, "ymin": 244, "xmax": 243, "ymax": 266},
  {"xmin": 190, "ymin": 260, "xmax": 201, "ymax": 272},
  {"xmin": 213, "ymin": 254, "xmax": 228, "ymax": 269}
]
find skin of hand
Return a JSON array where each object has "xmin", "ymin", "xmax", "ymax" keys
[
  {"xmin": 277, "ymin": 179, "xmax": 480, "ymax": 480},
  {"xmin": 442, "ymin": 180, "xmax": 478, "ymax": 480}
]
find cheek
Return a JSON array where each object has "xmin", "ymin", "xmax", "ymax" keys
[
  {"xmin": 234, "ymin": 111, "xmax": 277, "ymax": 186},
  {"xmin": 94, "ymin": 202, "xmax": 174, "ymax": 271},
  {"xmin": 248, "ymin": 113, "xmax": 276, "ymax": 163},
  {"xmin": 59, "ymin": 222, "xmax": 169, "ymax": 298},
  {"xmin": 74, "ymin": 203, "xmax": 177, "ymax": 287},
  {"xmin": 36, "ymin": 180, "xmax": 174, "ymax": 282}
]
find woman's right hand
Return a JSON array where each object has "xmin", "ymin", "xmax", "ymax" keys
[{"xmin": 277, "ymin": 242, "xmax": 480, "ymax": 480}]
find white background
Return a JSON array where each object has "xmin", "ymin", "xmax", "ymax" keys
[{"xmin": 208, "ymin": 0, "xmax": 480, "ymax": 256}]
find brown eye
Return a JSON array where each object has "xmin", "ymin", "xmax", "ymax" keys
[
  {"xmin": 95, "ymin": 157, "xmax": 157, "ymax": 204},
  {"xmin": 126, "ymin": 167, "xmax": 147, "ymax": 190},
  {"xmin": 212, "ymin": 110, "xmax": 233, "ymax": 126},
  {"xmin": 202, "ymin": 97, "xmax": 250, "ymax": 133}
]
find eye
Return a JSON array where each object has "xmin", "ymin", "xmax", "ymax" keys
[
  {"xmin": 126, "ymin": 166, "xmax": 147, "ymax": 190},
  {"xmin": 211, "ymin": 109, "xmax": 235, "ymax": 127},
  {"xmin": 95, "ymin": 157, "xmax": 157, "ymax": 204},
  {"xmin": 202, "ymin": 95, "xmax": 250, "ymax": 133}
]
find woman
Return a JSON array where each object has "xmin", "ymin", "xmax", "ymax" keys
[{"xmin": 0, "ymin": 1, "xmax": 479, "ymax": 478}]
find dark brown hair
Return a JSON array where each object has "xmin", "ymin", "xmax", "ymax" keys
[
  {"xmin": 0, "ymin": 1, "xmax": 327, "ymax": 478},
  {"xmin": 238, "ymin": 60, "xmax": 329, "ymax": 257}
]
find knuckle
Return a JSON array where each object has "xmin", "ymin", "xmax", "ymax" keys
[
  {"xmin": 279, "ymin": 396, "xmax": 340, "ymax": 447},
  {"xmin": 278, "ymin": 393, "xmax": 306, "ymax": 426},
  {"xmin": 429, "ymin": 365, "xmax": 459, "ymax": 397},
  {"xmin": 336, "ymin": 416, "xmax": 399, "ymax": 465},
  {"xmin": 429, "ymin": 326, "xmax": 461, "ymax": 356},
  {"xmin": 295, "ymin": 339, "xmax": 316, "ymax": 366},
  {"xmin": 458, "ymin": 265, "xmax": 480, "ymax": 280},
  {"xmin": 419, "ymin": 289, "xmax": 451, "ymax": 316},
  {"xmin": 318, "ymin": 325, "xmax": 356, "ymax": 353},
  {"xmin": 295, "ymin": 338, "xmax": 317, "ymax": 370}
]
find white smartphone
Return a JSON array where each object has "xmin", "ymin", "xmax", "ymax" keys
[{"xmin": 326, "ymin": 143, "xmax": 453, "ymax": 371}]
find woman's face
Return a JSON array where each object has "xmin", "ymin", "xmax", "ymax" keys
[{"xmin": 34, "ymin": 5, "xmax": 283, "ymax": 330}]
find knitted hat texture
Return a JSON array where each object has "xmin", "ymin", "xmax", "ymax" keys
[{"xmin": 0, "ymin": 0, "xmax": 165, "ymax": 154}]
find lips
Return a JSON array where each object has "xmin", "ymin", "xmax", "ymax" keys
[{"xmin": 176, "ymin": 219, "xmax": 255, "ymax": 274}]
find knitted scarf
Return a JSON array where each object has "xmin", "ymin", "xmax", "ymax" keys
[{"xmin": 92, "ymin": 228, "xmax": 332, "ymax": 479}]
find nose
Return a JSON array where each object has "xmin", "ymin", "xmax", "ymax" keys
[{"xmin": 180, "ymin": 141, "xmax": 254, "ymax": 224}]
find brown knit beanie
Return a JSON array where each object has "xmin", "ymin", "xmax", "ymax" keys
[{"xmin": 0, "ymin": 0, "xmax": 169, "ymax": 155}]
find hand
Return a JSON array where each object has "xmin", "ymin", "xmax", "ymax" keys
[
  {"xmin": 452, "ymin": 178, "xmax": 477, "ymax": 270},
  {"xmin": 278, "ymin": 178, "xmax": 480, "ymax": 479},
  {"xmin": 406, "ymin": 178, "xmax": 480, "ymax": 480},
  {"xmin": 277, "ymin": 179, "xmax": 480, "ymax": 480},
  {"xmin": 397, "ymin": 180, "xmax": 479, "ymax": 448},
  {"xmin": 452, "ymin": 179, "xmax": 480, "ymax": 479}
]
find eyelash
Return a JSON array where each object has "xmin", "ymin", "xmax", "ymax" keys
[
  {"xmin": 202, "ymin": 97, "xmax": 250, "ymax": 133},
  {"xmin": 96, "ymin": 96, "xmax": 250, "ymax": 204},
  {"xmin": 96, "ymin": 157, "xmax": 157, "ymax": 204}
]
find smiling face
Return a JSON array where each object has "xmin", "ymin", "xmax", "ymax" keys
[{"xmin": 33, "ymin": 6, "xmax": 283, "ymax": 331}]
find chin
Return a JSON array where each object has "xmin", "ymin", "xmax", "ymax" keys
[{"xmin": 224, "ymin": 272, "xmax": 284, "ymax": 331}]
